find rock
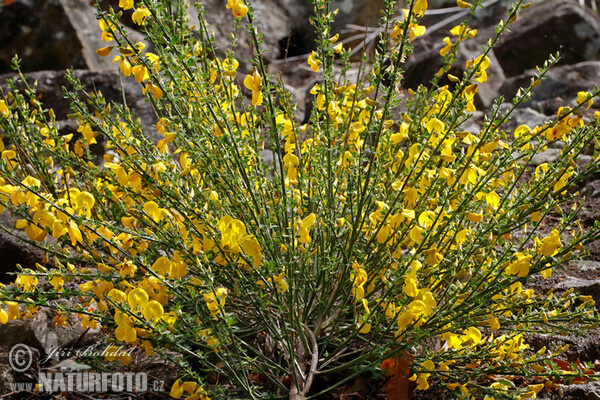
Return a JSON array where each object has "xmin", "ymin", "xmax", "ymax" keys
[
  {"xmin": 0, "ymin": 0, "xmax": 112, "ymax": 74},
  {"xmin": 0, "ymin": 69, "xmax": 158, "ymax": 141},
  {"xmin": 0, "ymin": 344, "xmax": 40, "ymax": 395},
  {"xmin": 497, "ymin": 103, "xmax": 550, "ymax": 132},
  {"xmin": 559, "ymin": 382, "xmax": 600, "ymax": 400},
  {"xmin": 500, "ymin": 61, "xmax": 600, "ymax": 108},
  {"xmin": 0, "ymin": 301, "xmax": 85, "ymax": 360},
  {"xmin": 457, "ymin": 110, "xmax": 485, "ymax": 134},
  {"xmin": 0, "ymin": 229, "xmax": 47, "ymax": 283},
  {"xmin": 56, "ymin": 0, "xmax": 114, "ymax": 72},
  {"xmin": 494, "ymin": 0, "xmax": 600, "ymax": 77},
  {"xmin": 403, "ymin": 40, "xmax": 505, "ymax": 109},
  {"xmin": 581, "ymin": 180, "xmax": 600, "ymax": 198},
  {"xmin": 555, "ymin": 277, "xmax": 600, "ymax": 306},
  {"xmin": 527, "ymin": 328, "xmax": 600, "ymax": 363},
  {"xmin": 193, "ymin": 0, "xmax": 292, "ymax": 71},
  {"xmin": 571, "ymin": 260, "xmax": 600, "ymax": 272}
]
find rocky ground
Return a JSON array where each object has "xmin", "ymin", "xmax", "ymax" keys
[{"xmin": 1, "ymin": 0, "xmax": 600, "ymax": 398}]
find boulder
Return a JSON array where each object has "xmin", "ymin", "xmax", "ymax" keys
[
  {"xmin": 0, "ymin": 70, "xmax": 158, "ymax": 141},
  {"xmin": 500, "ymin": 61, "xmax": 600, "ymax": 108},
  {"xmin": 0, "ymin": 344, "xmax": 40, "ymax": 395},
  {"xmin": 0, "ymin": 301, "xmax": 85, "ymax": 360},
  {"xmin": 494, "ymin": 0, "xmax": 600, "ymax": 77},
  {"xmin": 192, "ymin": 0, "xmax": 292, "ymax": 71},
  {"xmin": 0, "ymin": 229, "xmax": 46, "ymax": 283},
  {"xmin": 0, "ymin": 0, "xmax": 112, "ymax": 74},
  {"xmin": 403, "ymin": 40, "xmax": 505, "ymax": 109}
]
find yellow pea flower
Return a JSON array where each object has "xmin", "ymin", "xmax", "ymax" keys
[
  {"xmin": 16, "ymin": 272, "xmax": 38, "ymax": 291},
  {"xmin": 577, "ymin": 91, "xmax": 593, "ymax": 110},
  {"xmin": 132, "ymin": 6, "xmax": 151, "ymax": 25},
  {"xmin": 226, "ymin": 0, "xmax": 248, "ymax": 18},
  {"xmin": 536, "ymin": 229, "xmax": 561, "ymax": 257},
  {"xmin": 505, "ymin": 253, "xmax": 532, "ymax": 277},
  {"xmin": 113, "ymin": 56, "xmax": 132, "ymax": 77},
  {"xmin": 152, "ymin": 256, "xmax": 172, "ymax": 277},
  {"xmin": 132, "ymin": 65, "xmax": 150, "ymax": 83},
  {"xmin": 0, "ymin": 100, "xmax": 8, "ymax": 117},
  {"xmin": 128, "ymin": 287, "xmax": 149, "ymax": 310},
  {"xmin": 413, "ymin": 0, "xmax": 428, "ymax": 16},
  {"xmin": 96, "ymin": 46, "xmax": 113, "ymax": 57},
  {"xmin": 297, "ymin": 213, "xmax": 317, "ymax": 244},
  {"xmin": 143, "ymin": 82, "xmax": 163, "ymax": 99},
  {"xmin": 485, "ymin": 191, "xmax": 500, "ymax": 210},
  {"xmin": 143, "ymin": 300, "xmax": 164, "ymax": 323},
  {"xmin": 104, "ymin": 345, "xmax": 132, "ymax": 365},
  {"xmin": 440, "ymin": 37, "xmax": 453, "ymax": 56},
  {"xmin": 308, "ymin": 51, "xmax": 321, "ymax": 72},
  {"xmin": 6, "ymin": 301, "xmax": 19, "ymax": 320},
  {"xmin": 119, "ymin": 0, "xmax": 134, "ymax": 10},
  {"xmin": 243, "ymin": 69, "xmax": 263, "ymax": 106},
  {"xmin": 351, "ymin": 261, "xmax": 368, "ymax": 301}
]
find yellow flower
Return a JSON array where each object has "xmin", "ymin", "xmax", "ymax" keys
[
  {"xmin": 128, "ymin": 287, "xmax": 149, "ymax": 310},
  {"xmin": 351, "ymin": 261, "xmax": 368, "ymax": 301},
  {"xmin": 272, "ymin": 273, "xmax": 288, "ymax": 293},
  {"xmin": 462, "ymin": 326, "xmax": 482, "ymax": 347},
  {"xmin": 152, "ymin": 256, "xmax": 172, "ymax": 277},
  {"xmin": 577, "ymin": 91, "xmax": 594, "ymax": 110},
  {"xmin": 413, "ymin": 0, "xmax": 428, "ymax": 16},
  {"xmin": 132, "ymin": 6, "xmax": 151, "ymax": 25},
  {"xmin": 143, "ymin": 300, "xmax": 164, "ymax": 323},
  {"xmin": 439, "ymin": 37, "xmax": 452, "ymax": 56},
  {"xmin": 119, "ymin": 0, "xmax": 134, "ymax": 10},
  {"xmin": 16, "ymin": 271, "xmax": 38, "ymax": 291},
  {"xmin": 204, "ymin": 288, "xmax": 228, "ymax": 318},
  {"xmin": 485, "ymin": 191, "xmax": 500, "ymax": 210},
  {"xmin": 132, "ymin": 65, "xmax": 150, "ymax": 83},
  {"xmin": 465, "ymin": 212, "xmax": 483, "ymax": 222},
  {"xmin": 226, "ymin": 0, "xmax": 248, "ymax": 18},
  {"xmin": 505, "ymin": 253, "xmax": 532, "ymax": 277},
  {"xmin": 308, "ymin": 51, "xmax": 320, "ymax": 72},
  {"xmin": 297, "ymin": 213, "xmax": 317, "ymax": 244},
  {"xmin": 457, "ymin": 0, "xmax": 470, "ymax": 8},
  {"xmin": 104, "ymin": 345, "xmax": 132, "ymax": 365},
  {"xmin": 170, "ymin": 380, "xmax": 202, "ymax": 398},
  {"xmin": 6, "ymin": 301, "xmax": 19, "ymax": 320},
  {"xmin": 99, "ymin": 19, "xmax": 115, "ymax": 42},
  {"xmin": 243, "ymin": 69, "xmax": 263, "ymax": 106},
  {"xmin": 0, "ymin": 100, "xmax": 8, "ymax": 117},
  {"xmin": 488, "ymin": 314, "xmax": 500, "ymax": 330},
  {"xmin": 96, "ymin": 46, "xmax": 113, "ymax": 57},
  {"xmin": 409, "ymin": 23, "xmax": 426, "ymax": 42},
  {"xmin": 536, "ymin": 229, "xmax": 561, "ymax": 257},
  {"xmin": 143, "ymin": 82, "xmax": 163, "ymax": 99},
  {"xmin": 113, "ymin": 55, "xmax": 132, "ymax": 77}
]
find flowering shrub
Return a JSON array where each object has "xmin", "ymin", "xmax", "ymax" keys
[{"xmin": 1, "ymin": 0, "xmax": 600, "ymax": 399}]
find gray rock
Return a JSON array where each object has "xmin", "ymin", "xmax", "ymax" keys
[
  {"xmin": 494, "ymin": 0, "xmax": 600, "ymax": 77},
  {"xmin": 0, "ymin": 0, "xmax": 114, "ymax": 74},
  {"xmin": 403, "ymin": 41, "xmax": 505, "ymax": 109},
  {"xmin": 0, "ymin": 344, "xmax": 40, "ymax": 395},
  {"xmin": 500, "ymin": 61, "xmax": 600, "ymax": 106},
  {"xmin": 555, "ymin": 276, "xmax": 600, "ymax": 306},
  {"xmin": 0, "ymin": 302, "xmax": 85, "ymax": 360},
  {"xmin": 571, "ymin": 260, "xmax": 600, "ymax": 272},
  {"xmin": 560, "ymin": 382, "xmax": 600, "ymax": 400},
  {"xmin": 0, "ymin": 69, "xmax": 158, "ymax": 141},
  {"xmin": 192, "ymin": 0, "xmax": 292, "ymax": 71},
  {"xmin": 0, "ymin": 229, "xmax": 47, "ymax": 284},
  {"xmin": 581, "ymin": 180, "xmax": 600, "ymax": 198}
]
